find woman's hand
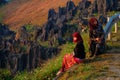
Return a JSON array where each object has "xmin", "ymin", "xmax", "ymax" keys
[{"xmin": 95, "ymin": 38, "xmax": 101, "ymax": 43}]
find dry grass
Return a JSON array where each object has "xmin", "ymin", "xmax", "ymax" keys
[
  {"xmin": 0, "ymin": 0, "xmax": 79, "ymax": 30},
  {"xmin": 0, "ymin": 0, "xmax": 94, "ymax": 31}
]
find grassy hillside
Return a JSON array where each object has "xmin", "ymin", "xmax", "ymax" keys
[{"xmin": 58, "ymin": 53, "xmax": 120, "ymax": 80}]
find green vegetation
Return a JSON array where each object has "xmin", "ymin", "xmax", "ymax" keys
[
  {"xmin": 58, "ymin": 58, "xmax": 109, "ymax": 80},
  {"xmin": 0, "ymin": 12, "xmax": 4, "ymax": 23},
  {"xmin": 81, "ymin": 32, "xmax": 89, "ymax": 52},
  {"xmin": 106, "ymin": 26, "xmax": 120, "ymax": 49},
  {"xmin": 68, "ymin": 64, "xmax": 95, "ymax": 80},
  {"xmin": 25, "ymin": 24, "xmax": 35, "ymax": 32},
  {"xmin": 107, "ymin": 11, "xmax": 120, "ymax": 17},
  {"xmin": 0, "ymin": 69, "xmax": 13, "ymax": 80},
  {"xmin": 20, "ymin": 45, "xmax": 27, "ymax": 53},
  {"xmin": 24, "ymin": 24, "xmax": 36, "ymax": 41}
]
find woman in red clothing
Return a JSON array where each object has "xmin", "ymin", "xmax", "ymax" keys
[{"xmin": 56, "ymin": 32, "xmax": 86, "ymax": 76}]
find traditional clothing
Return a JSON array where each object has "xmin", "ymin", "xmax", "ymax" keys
[{"xmin": 60, "ymin": 54, "xmax": 83, "ymax": 72}]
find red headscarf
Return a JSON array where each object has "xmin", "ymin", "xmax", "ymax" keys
[
  {"xmin": 89, "ymin": 18, "xmax": 98, "ymax": 31},
  {"xmin": 72, "ymin": 32, "xmax": 83, "ymax": 43}
]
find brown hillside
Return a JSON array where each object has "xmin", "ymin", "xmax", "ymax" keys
[{"xmin": 1, "ymin": 0, "xmax": 93, "ymax": 30}]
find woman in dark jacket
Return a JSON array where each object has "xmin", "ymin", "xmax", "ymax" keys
[
  {"xmin": 72, "ymin": 32, "xmax": 86, "ymax": 59},
  {"xmin": 89, "ymin": 17, "xmax": 105, "ymax": 57}
]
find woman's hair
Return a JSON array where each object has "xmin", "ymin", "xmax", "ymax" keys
[{"xmin": 89, "ymin": 17, "xmax": 98, "ymax": 31}]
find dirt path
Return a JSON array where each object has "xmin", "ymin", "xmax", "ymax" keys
[{"xmin": 96, "ymin": 52, "xmax": 120, "ymax": 80}]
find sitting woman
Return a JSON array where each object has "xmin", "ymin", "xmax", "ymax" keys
[
  {"xmin": 88, "ymin": 17, "xmax": 105, "ymax": 57},
  {"xmin": 73, "ymin": 32, "xmax": 86, "ymax": 59},
  {"xmin": 56, "ymin": 32, "xmax": 86, "ymax": 76}
]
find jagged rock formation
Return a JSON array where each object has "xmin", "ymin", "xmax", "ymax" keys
[
  {"xmin": 34, "ymin": 1, "xmax": 80, "ymax": 46},
  {"xmin": 0, "ymin": 40, "xmax": 58, "ymax": 74},
  {"xmin": 106, "ymin": 0, "xmax": 120, "ymax": 11},
  {"xmin": 88, "ymin": 0, "xmax": 120, "ymax": 17},
  {"xmin": 115, "ymin": 0, "xmax": 120, "ymax": 10},
  {"xmin": 0, "ymin": 24, "xmax": 59, "ymax": 74},
  {"xmin": 78, "ymin": 0, "xmax": 91, "ymax": 10},
  {"xmin": 48, "ymin": 9, "xmax": 57, "ymax": 21},
  {"xmin": 0, "ymin": 23, "xmax": 15, "ymax": 37},
  {"xmin": 15, "ymin": 26, "xmax": 30, "ymax": 41},
  {"xmin": 39, "ymin": 20, "xmax": 78, "ymax": 45},
  {"xmin": 30, "ymin": 0, "xmax": 116, "ymax": 47}
]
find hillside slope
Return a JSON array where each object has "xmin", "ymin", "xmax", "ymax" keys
[
  {"xmin": 0, "ymin": 0, "xmax": 94, "ymax": 30},
  {"xmin": 58, "ymin": 52, "xmax": 120, "ymax": 80},
  {"xmin": 0, "ymin": 0, "xmax": 82, "ymax": 30},
  {"xmin": 58, "ymin": 23, "xmax": 120, "ymax": 80}
]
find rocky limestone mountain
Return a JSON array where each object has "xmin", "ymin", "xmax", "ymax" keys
[{"xmin": 0, "ymin": 24, "xmax": 59, "ymax": 74}]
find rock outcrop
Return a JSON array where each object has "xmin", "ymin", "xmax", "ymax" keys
[
  {"xmin": 0, "ymin": 23, "xmax": 15, "ymax": 37},
  {"xmin": 88, "ymin": 0, "xmax": 120, "ymax": 17},
  {"xmin": 0, "ymin": 25, "xmax": 59, "ymax": 74}
]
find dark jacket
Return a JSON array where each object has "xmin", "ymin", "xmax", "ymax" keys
[{"xmin": 74, "ymin": 41, "xmax": 86, "ymax": 59}]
